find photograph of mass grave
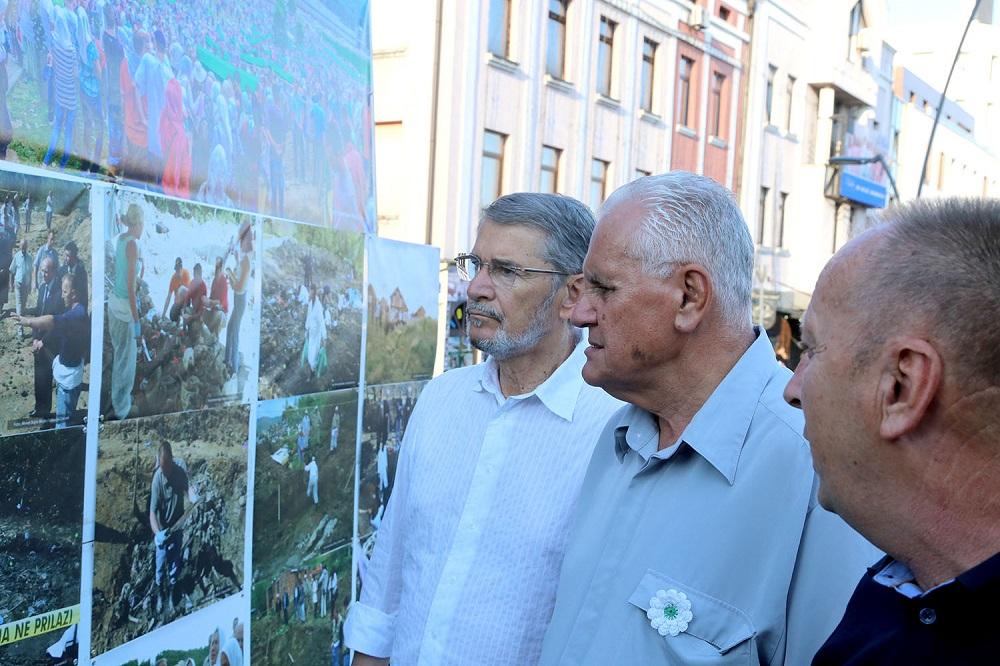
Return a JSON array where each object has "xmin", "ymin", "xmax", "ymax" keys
[
  {"xmin": 258, "ymin": 218, "xmax": 363, "ymax": 400},
  {"xmin": 90, "ymin": 406, "xmax": 249, "ymax": 657},
  {"xmin": 251, "ymin": 389, "xmax": 356, "ymax": 665},
  {"xmin": 92, "ymin": 593, "xmax": 245, "ymax": 666},
  {"xmin": 0, "ymin": 171, "xmax": 91, "ymax": 435},
  {"xmin": 364, "ymin": 237, "xmax": 439, "ymax": 385},
  {"xmin": 0, "ymin": 427, "xmax": 84, "ymax": 666},
  {"xmin": 0, "ymin": 0, "xmax": 376, "ymax": 231},
  {"xmin": 100, "ymin": 190, "xmax": 260, "ymax": 421},
  {"xmin": 357, "ymin": 380, "xmax": 426, "ymax": 552}
]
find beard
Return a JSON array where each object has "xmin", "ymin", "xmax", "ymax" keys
[{"xmin": 467, "ymin": 283, "xmax": 561, "ymax": 361}]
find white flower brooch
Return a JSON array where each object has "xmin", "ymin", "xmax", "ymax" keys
[{"xmin": 646, "ymin": 589, "xmax": 694, "ymax": 637}]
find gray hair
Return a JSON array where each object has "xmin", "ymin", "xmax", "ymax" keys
[
  {"xmin": 603, "ymin": 172, "xmax": 754, "ymax": 326},
  {"xmin": 481, "ymin": 193, "xmax": 596, "ymax": 275},
  {"xmin": 859, "ymin": 197, "xmax": 1000, "ymax": 386}
]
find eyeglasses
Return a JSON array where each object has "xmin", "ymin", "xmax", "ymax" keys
[
  {"xmin": 454, "ymin": 253, "xmax": 572, "ymax": 288},
  {"xmin": 793, "ymin": 338, "xmax": 827, "ymax": 360}
]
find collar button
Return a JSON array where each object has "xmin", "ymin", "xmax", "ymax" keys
[{"xmin": 918, "ymin": 607, "xmax": 937, "ymax": 625}]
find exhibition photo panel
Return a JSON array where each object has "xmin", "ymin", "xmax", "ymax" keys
[
  {"xmin": 0, "ymin": 0, "xmax": 375, "ymax": 231},
  {"xmin": 90, "ymin": 406, "xmax": 250, "ymax": 657},
  {"xmin": 101, "ymin": 190, "xmax": 260, "ymax": 421},
  {"xmin": 357, "ymin": 380, "xmax": 427, "ymax": 550},
  {"xmin": 364, "ymin": 237, "xmax": 439, "ymax": 385},
  {"xmin": 0, "ymin": 171, "xmax": 92, "ymax": 435},
  {"xmin": 251, "ymin": 389, "xmax": 357, "ymax": 665},
  {"xmin": 0, "ymin": 427, "xmax": 85, "ymax": 666},
  {"xmin": 258, "ymin": 218, "xmax": 363, "ymax": 400},
  {"xmin": 91, "ymin": 592, "xmax": 246, "ymax": 666}
]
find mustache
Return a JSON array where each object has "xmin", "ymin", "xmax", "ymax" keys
[{"xmin": 466, "ymin": 302, "xmax": 504, "ymax": 322}]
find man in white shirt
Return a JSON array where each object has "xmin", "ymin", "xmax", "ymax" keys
[
  {"xmin": 345, "ymin": 193, "xmax": 622, "ymax": 665},
  {"xmin": 304, "ymin": 456, "xmax": 319, "ymax": 505}
]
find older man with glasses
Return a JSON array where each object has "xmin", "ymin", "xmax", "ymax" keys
[{"xmin": 345, "ymin": 192, "xmax": 622, "ymax": 666}]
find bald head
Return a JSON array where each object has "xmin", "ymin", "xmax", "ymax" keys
[{"xmin": 844, "ymin": 198, "xmax": 1000, "ymax": 387}]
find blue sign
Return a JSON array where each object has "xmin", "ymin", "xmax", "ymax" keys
[{"xmin": 839, "ymin": 172, "xmax": 888, "ymax": 208}]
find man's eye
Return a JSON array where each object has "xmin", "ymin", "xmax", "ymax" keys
[{"xmin": 496, "ymin": 265, "xmax": 518, "ymax": 278}]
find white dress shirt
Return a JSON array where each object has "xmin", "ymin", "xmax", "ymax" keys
[{"xmin": 344, "ymin": 337, "xmax": 623, "ymax": 665}]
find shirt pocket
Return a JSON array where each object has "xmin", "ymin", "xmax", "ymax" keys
[{"xmin": 627, "ymin": 569, "xmax": 757, "ymax": 665}]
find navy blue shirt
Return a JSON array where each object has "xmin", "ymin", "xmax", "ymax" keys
[
  {"xmin": 813, "ymin": 551, "xmax": 1000, "ymax": 665},
  {"xmin": 50, "ymin": 303, "xmax": 90, "ymax": 367}
]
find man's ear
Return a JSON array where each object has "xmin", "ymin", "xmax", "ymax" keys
[
  {"xmin": 878, "ymin": 338, "xmax": 942, "ymax": 440},
  {"xmin": 674, "ymin": 265, "xmax": 711, "ymax": 333},
  {"xmin": 559, "ymin": 274, "xmax": 584, "ymax": 317}
]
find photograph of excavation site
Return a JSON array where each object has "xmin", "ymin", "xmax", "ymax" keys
[
  {"xmin": 0, "ymin": 171, "xmax": 92, "ymax": 436},
  {"xmin": 251, "ymin": 389, "xmax": 357, "ymax": 664},
  {"xmin": 101, "ymin": 191, "xmax": 260, "ymax": 422},
  {"xmin": 0, "ymin": 427, "xmax": 85, "ymax": 666},
  {"xmin": 258, "ymin": 218, "xmax": 364, "ymax": 400},
  {"xmin": 90, "ymin": 406, "xmax": 249, "ymax": 657}
]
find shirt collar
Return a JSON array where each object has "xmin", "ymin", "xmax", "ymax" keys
[
  {"xmin": 474, "ymin": 333, "xmax": 588, "ymax": 421},
  {"xmin": 613, "ymin": 329, "xmax": 779, "ymax": 484}
]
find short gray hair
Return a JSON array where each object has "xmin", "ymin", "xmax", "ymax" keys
[
  {"xmin": 858, "ymin": 197, "xmax": 1000, "ymax": 386},
  {"xmin": 603, "ymin": 172, "xmax": 754, "ymax": 326},
  {"xmin": 481, "ymin": 193, "xmax": 596, "ymax": 274}
]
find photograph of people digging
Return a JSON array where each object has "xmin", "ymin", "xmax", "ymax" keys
[{"xmin": 90, "ymin": 406, "xmax": 249, "ymax": 656}]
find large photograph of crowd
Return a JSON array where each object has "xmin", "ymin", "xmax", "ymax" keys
[
  {"xmin": 100, "ymin": 190, "xmax": 259, "ymax": 421},
  {"xmin": 0, "ymin": 170, "xmax": 90, "ymax": 435},
  {"xmin": 0, "ymin": 0, "xmax": 374, "ymax": 230}
]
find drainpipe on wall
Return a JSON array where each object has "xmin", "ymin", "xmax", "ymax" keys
[
  {"xmin": 731, "ymin": 0, "xmax": 756, "ymax": 201},
  {"xmin": 424, "ymin": 0, "xmax": 444, "ymax": 246}
]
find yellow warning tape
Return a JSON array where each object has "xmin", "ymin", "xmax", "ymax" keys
[{"xmin": 0, "ymin": 605, "xmax": 79, "ymax": 647}]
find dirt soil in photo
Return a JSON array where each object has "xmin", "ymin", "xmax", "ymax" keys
[
  {"xmin": 0, "ymin": 209, "xmax": 92, "ymax": 435},
  {"xmin": 258, "ymin": 232, "xmax": 362, "ymax": 400},
  {"xmin": 90, "ymin": 407, "xmax": 249, "ymax": 657},
  {"xmin": 0, "ymin": 429, "xmax": 85, "ymax": 666}
]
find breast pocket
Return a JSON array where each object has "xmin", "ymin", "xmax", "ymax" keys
[{"xmin": 627, "ymin": 569, "xmax": 757, "ymax": 666}]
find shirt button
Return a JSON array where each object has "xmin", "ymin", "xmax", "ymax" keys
[{"xmin": 918, "ymin": 608, "xmax": 937, "ymax": 625}]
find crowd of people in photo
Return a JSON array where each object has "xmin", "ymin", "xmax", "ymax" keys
[
  {"xmin": 0, "ymin": 0, "xmax": 372, "ymax": 226},
  {"xmin": 1, "ymin": 196, "xmax": 89, "ymax": 427}
]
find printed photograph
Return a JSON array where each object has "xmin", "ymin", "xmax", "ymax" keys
[
  {"xmin": 251, "ymin": 389, "xmax": 356, "ymax": 665},
  {"xmin": 0, "ymin": 171, "xmax": 91, "ymax": 435},
  {"xmin": 90, "ymin": 406, "xmax": 249, "ymax": 657},
  {"xmin": 258, "ymin": 218, "xmax": 363, "ymax": 400},
  {"xmin": 92, "ymin": 593, "xmax": 245, "ymax": 666},
  {"xmin": 0, "ymin": 0, "xmax": 375, "ymax": 230},
  {"xmin": 364, "ymin": 237, "xmax": 439, "ymax": 385},
  {"xmin": 100, "ymin": 190, "xmax": 259, "ymax": 421},
  {"xmin": 0, "ymin": 427, "xmax": 85, "ymax": 666},
  {"xmin": 357, "ymin": 381, "xmax": 426, "ymax": 547}
]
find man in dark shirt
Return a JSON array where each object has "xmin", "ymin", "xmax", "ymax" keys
[
  {"xmin": 783, "ymin": 197, "xmax": 1000, "ymax": 665},
  {"xmin": 17, "ymin": 271, "xmax": 89, "ymax": 428},
  {"xmin": 149, "ymin": 440, "xmax": 197, "ymax": 616},
  {"xmin": 58, "ymin": 241, "xmax": 88, "ymax": 309}
]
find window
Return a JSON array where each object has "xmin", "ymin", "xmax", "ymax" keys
[
  {"xmin": 848, "ymin": 1, "xmax": 864, "ymax": 59},
  {"xmin": 776, "ymin": 192, "xmax": 788, "ymax": 248},
  {"xmin": 765, "ymin": 64, "xmax": 777, "ymax": 125},
  {"xmin": 757, "ymin": 187, "xmax": 769, "ymax": 245},
  {"xmin": 785, "ymin": 76, "xmax": 796, "ymax": 131},
  {"xmin": 590, "ymin": 159, "xmax": 609, "ymax": 209},
  {"xmin": 546, "ymin": 0, "xmax": 569, "ymax": 79},
  {"xmin": 678, "ymin": 56, "xmax": 694, "ymax": 128},
  {"xmin": 710, "ymin": 72, "xmax": 725, "ymax": 137},
  {"xmin": 596, "ymin": 16, "xmax": 617, "ymax": 97},
  {"xmin": 539, "ymin": 145, "xmax": 561, "ymax": 193},
  {"xmin": 481, "ymin": 130, "xmax": 506, "ymax": 209},
  {"xmin": 488, "ymin": 0, "xmax": 512, "ymax": 58},
  {"xmin": 640, "ymin": 38, "xmax": 657, "ymax": 112}
]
